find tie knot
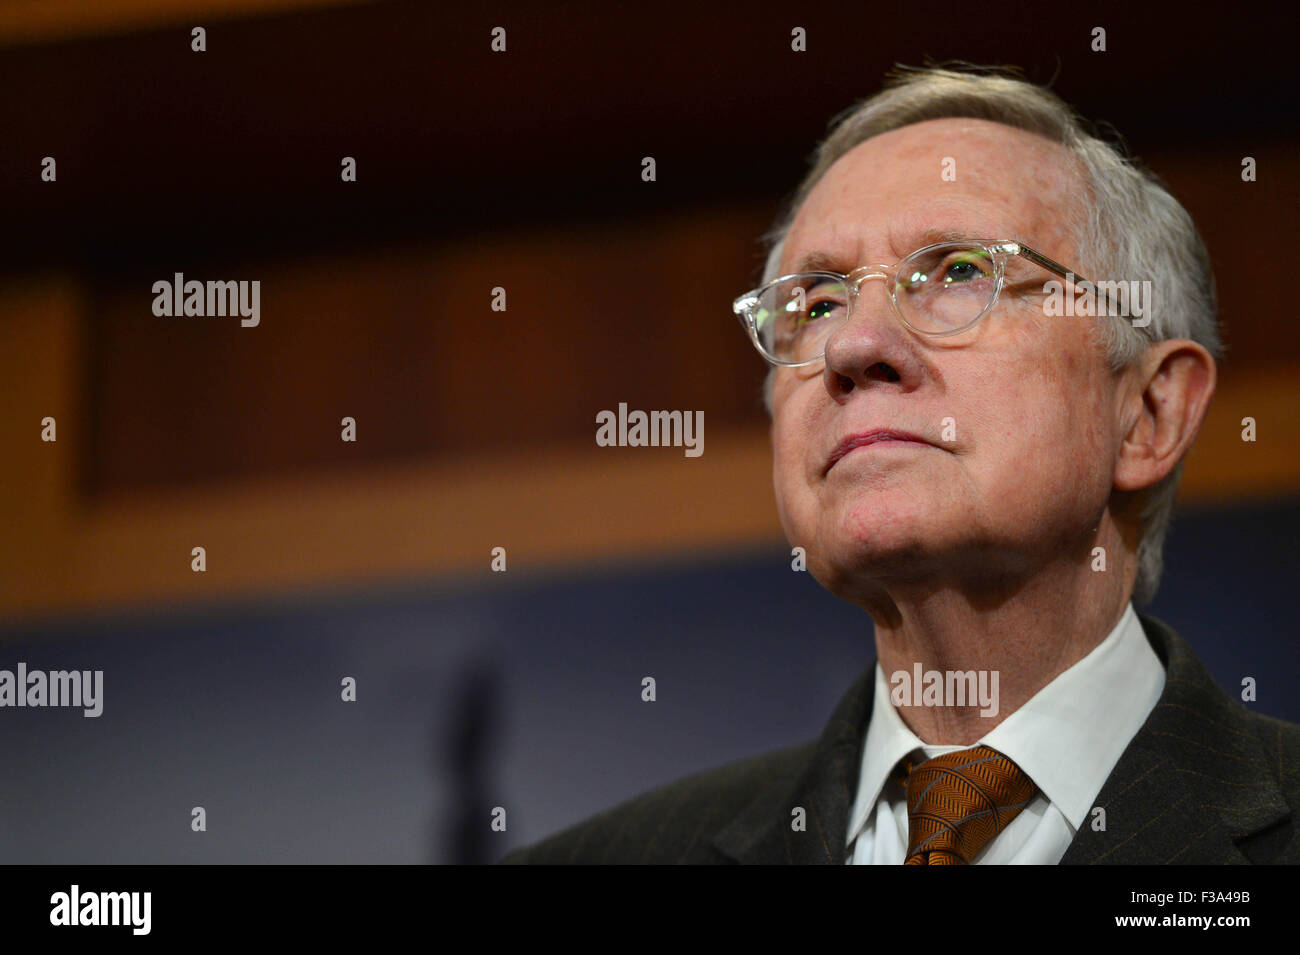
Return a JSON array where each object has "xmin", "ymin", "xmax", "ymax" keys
[{"xmin": 899, "ymin": 744, "xmax": 1038, "ymax": 865}]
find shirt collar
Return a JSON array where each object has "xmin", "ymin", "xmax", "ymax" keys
[{"xmin": 845, "ymin": 601, "xmax": 1164, "ymax": 846}]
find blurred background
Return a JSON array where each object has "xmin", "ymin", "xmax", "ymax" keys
[{"xmin": 1, "ymin": 0, "xmax": 1297, "ymax": 863}]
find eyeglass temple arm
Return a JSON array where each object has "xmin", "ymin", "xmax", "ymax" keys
[{"xmin": 1011, "ymin": 242, "xmax": 1121, "ymax": 317}]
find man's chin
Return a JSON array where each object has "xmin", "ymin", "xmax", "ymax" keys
[
  {"xmin": 808, "ymin": 535, "xmax": 938, "ymax": 603},
  {"xmin": 780, "ymin": 497, "xmax": 952, "ymax": 588},
  {"xmin": 824, "ymin": 498, "xmax": 937, "ymax": 558}
]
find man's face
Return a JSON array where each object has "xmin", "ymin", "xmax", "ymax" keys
[{"xmin": 771, "ymin": 118, "xmax": 1124, "ymax": 603}]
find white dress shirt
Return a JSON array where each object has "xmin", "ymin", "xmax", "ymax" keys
[{"xmin": 845, "ymin": 601, "xmax": 1164, "ymax": 864}]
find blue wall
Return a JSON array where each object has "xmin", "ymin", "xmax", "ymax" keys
[{"xmin": 1, "ymin": 496, "xmax": 1296, "ymax": 863}]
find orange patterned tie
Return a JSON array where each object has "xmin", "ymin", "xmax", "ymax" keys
[{"xmin": 898, "ymin": 745, "xmax": 1038, "ymax": 865}]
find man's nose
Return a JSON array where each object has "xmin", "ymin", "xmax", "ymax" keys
[{"xmin": 821, "ymin": 272, "xmax": 911, "ymax": 397}]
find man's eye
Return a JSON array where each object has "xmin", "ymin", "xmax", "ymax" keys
[
  {"xmin": 777, "ymin": 276, "xmax": 848, "ymax": 331},
  {"xmin": 805, "ymin": 300, "xmax": 837, "ymax": 322},
  {"xmin": 791, "ymin": 297, "xmax": 840, "ymax": 329},
  {"xmin": 942, "ymin": 254, "xmax": 992, "ymax": 285}
]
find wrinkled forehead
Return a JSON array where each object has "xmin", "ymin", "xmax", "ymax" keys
[{"xmin": 782, "ymin": 118, "xmax": 1087, "ymax": 273}]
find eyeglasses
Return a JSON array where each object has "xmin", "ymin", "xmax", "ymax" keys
[{"xmin": 732, "ymin": 238, "xmax": 1094, "ymax": 367}]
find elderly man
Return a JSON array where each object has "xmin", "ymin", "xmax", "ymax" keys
[{"xmin": 500, "ymin": 66, "xmax": 1300, "ymax": 865}]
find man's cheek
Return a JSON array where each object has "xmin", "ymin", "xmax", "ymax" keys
[
  {"xmin": 773, "ymin": 474, "xmax": 814, "ymax": 545},
  {"xmin": 774, "ymin": 419, "xmax": 811, "ymax": 478},
  {"xmin": 771, "ymin": 433, "xmax": 798, "ymax": 487}
]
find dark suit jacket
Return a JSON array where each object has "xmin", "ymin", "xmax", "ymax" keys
[{"xmin": 499, "ymin": 613, "xmax": 1299, "ymax": 864}]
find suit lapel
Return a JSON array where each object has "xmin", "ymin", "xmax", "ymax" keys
[
  {"xmin": 713, "ymin": 612, "xmax": 1290, "ymax": 864},
  {"xmin": 712, "ymin": 662, "xmax": 876, "ymax": 864},
  {"xmin": 1059, "ymin": 612, "xmax": 1289, "ymax": 864}
]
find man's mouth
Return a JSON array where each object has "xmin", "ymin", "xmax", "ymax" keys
[{"xmin": 824, "ymin": 429, "xmax": 933, "ymax": 475}]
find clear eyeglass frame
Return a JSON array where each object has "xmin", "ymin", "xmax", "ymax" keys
[{"xmin": 731, "ymin": 238, "xmax": 1094, "ymax": 367}]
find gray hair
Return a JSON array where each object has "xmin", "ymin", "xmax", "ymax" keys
[{"xmin": 755, "ymin": 64, "xmax": 1221, "ymax": 607}]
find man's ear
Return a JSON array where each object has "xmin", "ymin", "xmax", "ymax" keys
[{"xmin": 1114, "ymin": 339, "xmax": 1217, "ymax": 493}]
